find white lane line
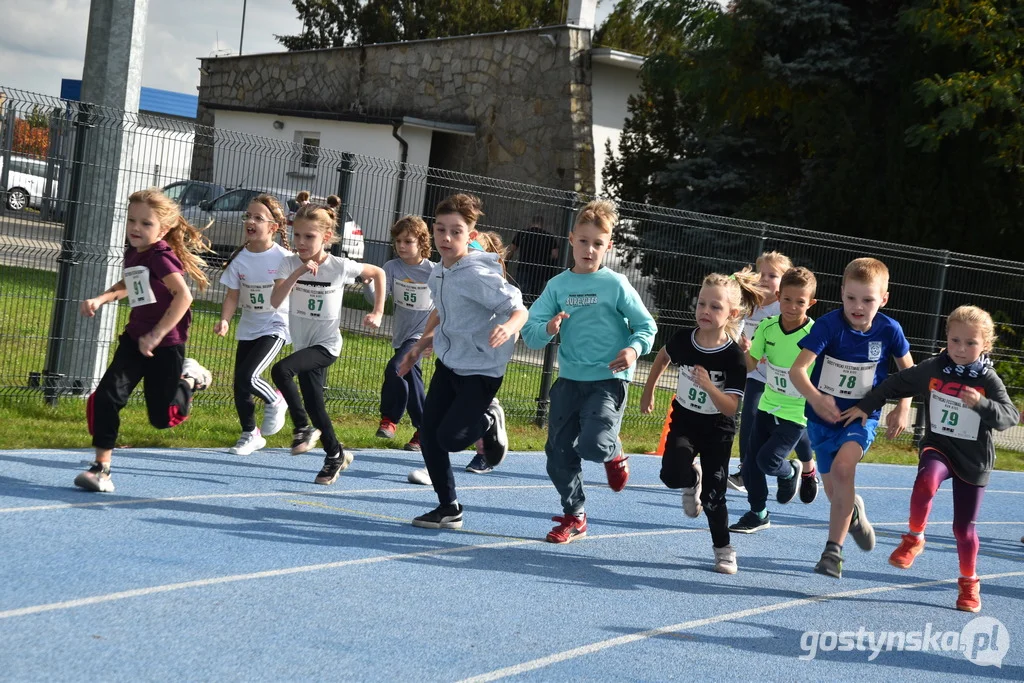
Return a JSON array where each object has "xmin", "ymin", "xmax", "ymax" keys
[
  {"xmin": 0, "ymin": 484, "xmax": 556, "ymax": 514},
  {"xmin": 457, "ymin": 570, "xmax": 1024, "ymax": 683},
  {"xmin": 0, "ymin": 525, "xmax": 711, "ymax": 620},
  {"xmin": 4, "ymin": 482, "xmax": 1024, "ymax": 515}
]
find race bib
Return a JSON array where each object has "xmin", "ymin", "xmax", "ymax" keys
[
  {"xmin": 240, "ymin": 281, "xmax": 274, "ymax": 313},
  {"xmin": 742, "ymin": 319, "xmax": 759, "ymax": 341},
  {"xmin": 765, "ymin": 362, "xmax": 803, "ymax": 399},
  {"xmin": 124, "ymin": 266, "xmax": 156, "ymax": 308},
  {"xmin": 675, "ymin": 368, "xmax": 724, "ymax": 415},
  {"xmin": 293, "ymin": 283, "xmax": 342, "ymax": 320},
  {"xmin": 393, "ymin": 279, "xmax": 431, "ymax": 311},
  {"xmin": 817, "ymin": 356, "xmax": 875, "ymax": 399},
  {"xmin": 929, "ymin": 391, "xmax": 981, "ymax": 441}
]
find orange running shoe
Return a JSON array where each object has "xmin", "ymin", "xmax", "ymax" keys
[
  {"xmin": 957, "ymin": 577, "xmax": 981, "ymax": 613},
  {"xmin": 888, "ymin": 533, "xmax": 925, "ymax": 569}
]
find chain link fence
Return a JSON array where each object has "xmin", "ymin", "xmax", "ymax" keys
[{"xmin": 1, "ymin": 86, "xmax": 1023, "ymax": 447}]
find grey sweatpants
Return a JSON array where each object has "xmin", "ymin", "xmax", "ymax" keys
[{"xmin": 545, "ymin": 377, "xmax": 628, "ymax": 515}]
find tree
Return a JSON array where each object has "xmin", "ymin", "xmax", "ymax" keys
[
  {"xmin": 277, "ymin": 0, "xmax": 564, "ymax": 49},
  {"xmin": 13, "ymin": 117, "xmax": 48, "ymax": 158}
]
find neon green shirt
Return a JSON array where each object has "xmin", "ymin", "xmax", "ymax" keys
[{"xmin": 750, "ymin": 315, "xmax": 815, "ymax": 426}]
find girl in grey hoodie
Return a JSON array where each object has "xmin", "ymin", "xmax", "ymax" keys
[{"xmin": 398, "ymin": 194, "xmax": 527, "ymax": 529}]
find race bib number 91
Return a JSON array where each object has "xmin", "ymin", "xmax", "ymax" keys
[{"xmin": 124, "ymin": 266, "xmax": 156, "ymax": 308}]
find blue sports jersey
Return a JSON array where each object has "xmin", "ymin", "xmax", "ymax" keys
[{"xmin": 797, "ymin": 308, "xmax": 910, "ymax": 425}]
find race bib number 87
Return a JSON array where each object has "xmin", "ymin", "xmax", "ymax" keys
[{"xmin": 293, "ymin": 283, "xmax": 342, "ymax": 320}]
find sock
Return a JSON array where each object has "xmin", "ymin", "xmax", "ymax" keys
[
  {"xmin": 96, "ymin": 462, "xmax": 110, "ymax": 475},
  {"xmin": 754, "ymin": 509, "xmax": 767, "ymax": 520},
  {"xmin": 961, "ymin": 574, "xmax": 977, "ymax": 581},
  {"xmin": 910, "ymin": 530, "xmax": 924, "ymax": 538},
  {"xmin": 826, "ymin": 540, "xmax": 843, "ymax": 555},
  {"xmin": 781, "ymin": 464, "xmax": 795, "ymax": 480},
  {"xmin": 574, "ymin": 511, "xmax": 585, "ymax": 521},
  {"xmin": 801, "ymin": 464, "xmax": 816, "ymax": 477}
]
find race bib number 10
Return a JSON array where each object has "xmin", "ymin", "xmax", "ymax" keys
[
  {"xmin": 766, "ymin": 362, "xmax": 803, "ymax": 399},
  {"xmin": 123, "ymin": 266, "xmax": 156, "ymax": 308}
]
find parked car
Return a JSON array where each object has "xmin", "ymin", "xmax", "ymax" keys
[
  {"xmin": 161, "ymin": 180, "xmax": 227, "ymax": 208},
  {"xmin": 182, "ymin": 187, "xmax": 365, "ymax": 261},
  {"xmin": 1, "ymin": 154, "xmax": 59, "ymax": 211}
]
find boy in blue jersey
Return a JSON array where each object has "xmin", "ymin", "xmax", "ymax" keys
[
  {"xmin": 522, "ymin": 200, "xmax": 657, "ymax": 544},
  {"xmin": 790, "ymin": 258, "xmax": 913, "ymax": 578}
]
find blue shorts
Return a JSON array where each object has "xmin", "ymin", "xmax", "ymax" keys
[{"xmin": 805, "ymin": 419, "xmax": 879, "ymax": 475}]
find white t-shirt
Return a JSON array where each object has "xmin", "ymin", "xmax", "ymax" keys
[
  {"xmin": 280, "ymin": 253, "xmax": 362, "ymax": 356},
  {"xmin": 220, "ymin": 244, "xmax": 292, "ymax": 342},
  {"xmin": 742, "ymin": 300, "xmax": 781, "ymax": 381}
]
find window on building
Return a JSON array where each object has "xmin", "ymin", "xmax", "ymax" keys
[{"xmin": 296, "ymin": 132, "xmax": 320, "ymax": 169}]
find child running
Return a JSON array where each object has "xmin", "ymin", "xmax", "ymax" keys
[
  {"xmin": 641, "ymin": 269, "xmax": 764, "ymax": 573},
  {"xmin": 75, "ymin": 188, "xmax": 213, "ymax": 492},
  {"xmin": 729, "ymin": 252, "xmax": 818, "ymax": 502},
  {"xmin": 270, "ymin": 203, "xmax": 386, "ymax": 485},
  {"xmin": 372, "ymin": 216, "xmax": 435, "ymax": 452},
  {"xmin": 843, "ymin": 306, "xmax": 1018, "ymax": 611},
  {"xmin": 522, "ymin": 199, "xmax": 656, "ymax": 543},
  {"xmin": 730, "ymin": 267, "xmax": 817, "ymax": 534},
  {"xmin": 214, "ymin": 194, "xmax": 291, "ymax": 455},
  {"xmin": 397, "ymin": 194, "xmax": 527, "ymax": 529},
  {"xmin": 789, "ymin": 257, "xmax": 913, "ymax": 578}
]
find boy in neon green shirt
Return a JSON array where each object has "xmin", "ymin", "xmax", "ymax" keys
[{"xmin": 730, "ymin": 267, "xmax": 817, "ymax": 533}]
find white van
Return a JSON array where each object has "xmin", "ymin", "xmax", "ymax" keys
[{"xmin": 1, "ymin": 155, "xmax": 59, "ymax": 211}]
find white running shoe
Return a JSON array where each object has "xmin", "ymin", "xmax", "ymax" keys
[
  {"xmin": 408, "ymin": 468, "xmax": 432, "ymax": 486},
  {"xmin": 262, "ymin": 392, "xmax": 287, "ymax": 436},
  {"xmin": 182, "ymin": 358, "xmax": 212, "ymax": 391},
  {"xmin": 229, "ymin": 430, "xmax": 267, "ymax": 455},
  {"xmin": 682, "ymin": 461, "xmax": 703, "ymax": 518},
  {"xmin": 714, "ymin": 544, "xmax": 738, "ymax": 574}
]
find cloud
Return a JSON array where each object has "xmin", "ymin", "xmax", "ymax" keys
[{"xmin": 1, "ymin": 0, "xmax": 301, "ymax": 98}]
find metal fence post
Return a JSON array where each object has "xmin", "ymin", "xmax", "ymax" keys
[
  {"xmin": 42, "ymin": 103, "xmax": 93, "ymax": 404},
  {"xmin": 913, "ymin": 250, "xmax": 950, "ymax": 445},
  {"xmin": 0, "ymin": 105, "xmax": 14, "ymax": 209},
  {"xmin": 333, "ymin": 151, "xmax": 354, "ymax": 257},
  {"xmin": 534, "ymin": 194, "xmax": 577, "ymax": 426}
]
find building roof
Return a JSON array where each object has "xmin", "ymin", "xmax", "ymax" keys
[{"xmin": 60, "ymin": 79, "xmax": 198, "ymax": 120}]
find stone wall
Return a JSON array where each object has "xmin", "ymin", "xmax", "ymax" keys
[{"xmin": 195, "ymin": 26, "xmax": 595, "ymax": 195}]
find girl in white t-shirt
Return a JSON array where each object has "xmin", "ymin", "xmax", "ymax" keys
[
  {"xmin": 215, "ymin": 195, "xmax": 292, "ymax": 455},
  {"xmin": 270, "ymin": 203, "xmax": 386, "ymax": 485}
]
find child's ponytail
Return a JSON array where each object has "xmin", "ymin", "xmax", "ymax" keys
[
  {"xmin": 128, "ymin": 188, "xmax": 212, "ymax": 291},
  {"xmin": 702, "ymin": 267, "xmax": 765, "ymax": 341}
]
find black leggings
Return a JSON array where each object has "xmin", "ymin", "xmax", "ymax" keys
[
  {"xmin": 659, "ymin": 408, "xmax": 733, "ymax": 549},
  {"xmin": 88, "ymin": 333, "xmax": 193, "ymax": 449},
  {"xmin": 271, "ymin": 345, "xmax": 341, "ymax": 455},
  {"xmin": 420, "ymin": 360, "xmax": 502, "ymax": 507},
  {"xmin": 234, "ymin": 335, "xmax": 285, "ymax": 432}
]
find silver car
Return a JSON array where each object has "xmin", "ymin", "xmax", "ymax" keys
[{"xmin": 184, "ymin": 188, "xmax": 364, "ymax": 260}]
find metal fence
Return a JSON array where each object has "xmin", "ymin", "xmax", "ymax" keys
[{"xmin": 2, "ymin": 85, "xmax": 1023, "ymax": 447}]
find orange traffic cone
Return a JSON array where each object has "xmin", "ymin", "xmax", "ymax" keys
[{"xmin": 646, "ymin": 395, "xmax": 674, "ymax": 456}]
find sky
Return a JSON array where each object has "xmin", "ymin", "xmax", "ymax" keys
[{"xmin": 0, "ymin": 0, "xmax": 616, "ymax": 99}]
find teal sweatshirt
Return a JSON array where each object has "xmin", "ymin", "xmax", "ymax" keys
[{"xmin": 522, "ymin": 267, "xmax": 656, "ymax": 382}]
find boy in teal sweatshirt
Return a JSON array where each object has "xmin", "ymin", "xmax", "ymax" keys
[{"xmin": 522, "ymin": 200, "xmax": 656, "ymax": 543}]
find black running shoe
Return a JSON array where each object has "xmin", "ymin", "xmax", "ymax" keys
[
  {"xmin": 412, "ymin": 503, "xmax": 464, "ymax": 529},
  {"xmin": 799, "ymin": 467, "xmax": 819, "ymax": 504},
  {"xmin": 729, "ymin": 510, "xmax": 771, "ymax": 534},
  {"xmin": 480, "ymin": 399, "xmax": 508, "ymax": 467},
  {"xmin": 814, "ymin": 546, "xmax": 843, "ymax": 578},
  {"xmin": 775, "ymin": 460, "xmax": 801, "ymax": 504}
]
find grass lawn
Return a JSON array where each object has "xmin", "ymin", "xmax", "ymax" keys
[{"xmin": 2, "ymin": 265, "xmax": 1022, "ymax": 472}]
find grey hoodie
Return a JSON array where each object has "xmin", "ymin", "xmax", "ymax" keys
[{"xmin": 429, "ymin": 250, "xmax": 525, "ymax": 378}]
